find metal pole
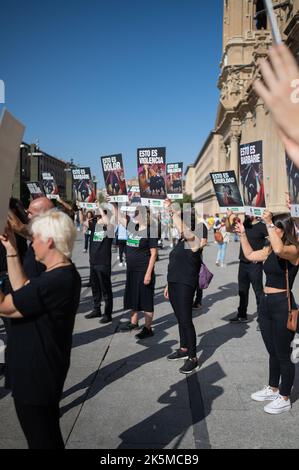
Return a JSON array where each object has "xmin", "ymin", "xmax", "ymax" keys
[{"xmin": 264, "ymin": 0, "xmax": 283, "ymax": 44}]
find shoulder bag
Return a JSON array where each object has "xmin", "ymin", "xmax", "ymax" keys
[{"xmin": 286, "ymin": 262, "xmax": 298, "ymax": 333}]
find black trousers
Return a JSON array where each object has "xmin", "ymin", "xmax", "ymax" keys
[
  {"xmin": 118, "ymin": 240, "xmax": 127, "ymax": 263},
  {"xmin": 84, "ymin": 233, "xmax": 90, "ymax": 251},
  {"xmin": 168, "ymin": 282, "xmax": 197, "ymax": 358},
  {"xmin": 259, "ymin": 292, "xmax": 296, "ymax": 397},
  {"xmin": 238, "ymin": 261, "xmax": 263, "ymax": 318},
  {"xmin": 90, "ymin": 264, "xmax": 113, "ymax": 317},
  {"xmin": 14, "ymin": 400, "xmax": 64, "ymax": 449},
  {"xmin": 194, "ymin": 285, "xmax": 203, "ymax": 304}
]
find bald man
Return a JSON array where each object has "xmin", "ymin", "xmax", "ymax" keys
[
  {"xmin": 27, "ymin": 197, "xmax": 54, "ymax": 220},
  {"xmin": 22, "ymin": 198, "xmax": 55, "ymax": 278}
]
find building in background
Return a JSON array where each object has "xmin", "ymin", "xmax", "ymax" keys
[
  {"xmin": 12, "ymin": 142, "xmax": 79, "ymax": 205},
  {"xmin": 187, "ymin": 0, "xmax": 298, "ymax": 214}
]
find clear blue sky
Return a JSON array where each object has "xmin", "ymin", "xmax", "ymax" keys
[{"xmin": 0, "ymin": 0, "xmax": 223, "ymax": 186}]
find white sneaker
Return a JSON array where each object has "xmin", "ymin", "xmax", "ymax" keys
[
  {"xmin": 118, "ymin": 262, "xmax": 123, "ymax": 267},
  {"xmin": 216, "ymin": 261, "xmax": 220, "ymax": 266},
  {"xmin": 251, "ymin": 386, "xmax": 279, "ymax": 402},
  {"xmin": 264, "ymin": 395, "xmax": 291, "ymax": 414},
  {"xmin": 220, "ymin": 263, "xmax": 225, "ymax": 268},
  {"xmin": 117, "ymin": 255, "xmax": 120, "ymax": 260}
]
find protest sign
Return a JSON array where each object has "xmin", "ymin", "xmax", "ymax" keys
[
  {"xmin": 101, "ymin": 154, "xmax": 128, "ymax": 203},
  {"xmin": 210, "ymin": 171, "xmax": 244, "ymax": 212},
  {"xmin": 26, "ymin": 181, "xmax": 45, "ymax": 200},
  {"xmin": 239, "ymin": 140, "xmax": 265, "ymax": 216},
  {"xmin": 166, "ymin": 162, "xmax": 183, "ymax": 200},
  {"xmin": 137, "ymin": 147, "xmax": 167, "ymax": 207},
  {"xmin": 286, "ymin": 154, "xmax": 299, "ymax": 217},
  {"xmin": 72, "ymin": 167, "xmax": 97, "ymax": 208},
  {"xmin": 42, "ymin": 172, "xmax": 59, "ymax": 199},
  {"xmin": 0, "ymin": 109, "xmax": 25, "ymax": 233}
]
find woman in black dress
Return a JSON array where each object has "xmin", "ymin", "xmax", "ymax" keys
[{"xmin": 111, "ymin": 204, "xmax": 158, "ymax": 339}]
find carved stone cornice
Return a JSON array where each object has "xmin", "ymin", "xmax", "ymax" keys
[{"xmin": 230, "ymin": 118, "xmax": 242, "ymax": 143}]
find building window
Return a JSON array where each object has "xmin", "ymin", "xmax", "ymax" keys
[{"xmin": 255, "ymin": 0, "xmax": 267, "ymax": 30}]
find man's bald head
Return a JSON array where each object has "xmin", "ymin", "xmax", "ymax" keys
[{"xmin": 28, "ymin": 197, "xmax": 55, "ymax": 219}]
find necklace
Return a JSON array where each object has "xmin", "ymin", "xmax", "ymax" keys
[{"xmin": 46, "ymin": 261, "xmax": 70, "ymax": 272}]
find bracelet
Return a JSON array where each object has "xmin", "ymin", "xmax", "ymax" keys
[
  {"xmin": 6, "ymin": 254, "xmax": 18, "ymax": 258},
  {"xmin": 240, "ymin": 233, "xmax": 246, "ymax": 237}
]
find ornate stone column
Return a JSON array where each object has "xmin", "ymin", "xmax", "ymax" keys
[{"xmin": 229, "ymin": 122, "xmax": 241, "ymax": 183}]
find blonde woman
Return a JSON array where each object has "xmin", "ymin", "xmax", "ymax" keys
[{"xmin": 0, "ymin": 210, "xmax": 81, "ymax": 448}]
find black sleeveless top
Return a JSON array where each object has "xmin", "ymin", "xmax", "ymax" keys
[
  {"xmin": 167, "ymin": 238, "xmax": 202, "ymax": 288},
  {"xmin": 264, "ymin": 250, "xmax": 299, "ymax": 290}
]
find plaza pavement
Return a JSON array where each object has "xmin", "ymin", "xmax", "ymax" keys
[{"xmin": 0, "ymin": 233, "xmax": 299, "ymax": 449}]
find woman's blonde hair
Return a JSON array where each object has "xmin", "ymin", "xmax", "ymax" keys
[{"xmin": 30, "ymin": 209, "xmax": 77, "ymax": 258}]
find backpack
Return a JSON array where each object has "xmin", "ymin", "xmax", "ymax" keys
[{"xmin": 214, "ymin": 231, "xmax": 223, "ymax": 243}]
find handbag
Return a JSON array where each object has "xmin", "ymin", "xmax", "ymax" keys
[
  {"xmin": 285, "ymin": 263, "xmax": 299, "ymax": 333},
  {"xmin": 214, "ymin": 231, "xmax": 223, "ymax": 243},
  {"xmin": 199, "ymin": 262, "xmax": 214, "ymax": 289}
]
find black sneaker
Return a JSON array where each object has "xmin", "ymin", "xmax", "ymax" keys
[
  {"xmin": 229, "ymin": 315, "xmax": 249, "ymax": 323},
  {"xmin": 85, "ymin": 310, "xmax": 102, "ymax": 319},
  {"xmin": 179, "ymin": 358, "xmax": 199, "ymax": 375},
  {"xmin": 120, "ymin": 321, "xmax": 139, "ymax": 332},
  {"xmin": 135, "ymin": 326, "xmax": 154, "ymax": 340},
  {"xmin": 100, "ymin": 315, "xmax": 112, "ymax": 324},
  {"xmin": 167, "ymin": 349, "xmax": 189, "ymax": 361},
  {"xmin": 192, "ymin": 302, "xmax": 202, "ymax": 310}
]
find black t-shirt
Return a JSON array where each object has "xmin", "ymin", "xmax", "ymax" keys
[
  {"xmin": 89, "ymin": 219, "xmax": 113, "ymax": 266},
  {"xmin": 0, "ymin": 244, "xmax": 7, "ymax": 273},
  {"xmin": 9, "ymin": 264, "xmax": 81, "ymax": 405},
  {"xmin": 239, "ymin": 220, "xmax": 268, "ymax": 263},
  {"xmin": 167, "ymin": 238, "xmax": 202, "ymax": 288},
  {"xmin": 126, "ymin": 225, "xmax": 158, "ymax": 272},
  {"xmin": 0, "ymin": 236, "xmax": 28, "ymax": 274},
  {"xmin": 22, "ymin": 243, "xmax": 46, "ymax": 278}
]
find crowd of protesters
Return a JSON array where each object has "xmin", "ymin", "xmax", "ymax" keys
[{"xmin": 0, "ymin": 42, "xmax": 299, "ymax": 449}]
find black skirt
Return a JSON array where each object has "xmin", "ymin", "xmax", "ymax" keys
[{"xmin": 124, "ymin": 271, "xmax": 155, "ymax": 312}]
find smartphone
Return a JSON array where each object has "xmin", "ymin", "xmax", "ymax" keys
[{"xmin": 264, "ymin": 0, "xmax": 282, "ymax": 45}]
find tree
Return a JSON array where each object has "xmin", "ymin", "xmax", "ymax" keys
[{"xmin": 178, "ymin": 193, "xmax": 193, "ymax": 208}]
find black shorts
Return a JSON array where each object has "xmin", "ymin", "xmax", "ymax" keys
[{"xmin": 124, "ymin": 271, "xmax": 155, "ymax": 312}]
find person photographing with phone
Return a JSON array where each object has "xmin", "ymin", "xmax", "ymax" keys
[
  {"xmin": 235, "ymin": 210, "xmax": 299, "ymax": 414},
  {"xmin": 0, "ymin": 210, "xmax": 81, "ymax": 447},
  {"xmin": 164, "ymin": 199, "xmax": 206, "ymax": 374}
]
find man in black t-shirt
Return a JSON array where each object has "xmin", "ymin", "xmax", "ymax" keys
[
  {"xmin": 86, "ymin": 208, "xmax": 114, "ymax": 323},
  {"xmin": 227, "ymin": 213, "xmax": 268, "ymax": 324}
]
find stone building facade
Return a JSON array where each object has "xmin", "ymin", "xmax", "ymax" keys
[
  {"xmin": 186, "ymin": 0, "xmax": 299, "ymax": 215},
  {"xmin": 12, "ymin": 143, "xmax": 75, "ymax": 204}
]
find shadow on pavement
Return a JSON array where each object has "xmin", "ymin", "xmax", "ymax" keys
[
  {"xmin": 61, "ymin": 336, "xmax": 177, "ymax": 417},
  {"xmin": 117, "ymin": 362, "xmax": 225, "ymax": 449}
]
